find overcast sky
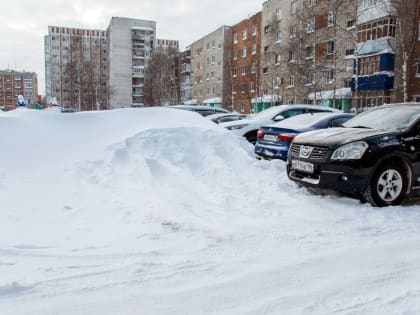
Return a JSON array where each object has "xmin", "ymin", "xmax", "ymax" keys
[{"xmin": 0, "ymin": 0, "xmax": 264, "ymax": 95}]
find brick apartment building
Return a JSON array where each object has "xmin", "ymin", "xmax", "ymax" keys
[
  {"xmin": 0, "ymin": 70, "xmax": 38, "ymax": 111},
  {"xmin": 231, "ymin": 12, "xmax": 262, "ymax": 114}
]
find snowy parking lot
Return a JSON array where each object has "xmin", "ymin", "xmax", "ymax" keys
[{"xmin": 0, "ymin": 107, "xmax": 420, "ymax": 314}]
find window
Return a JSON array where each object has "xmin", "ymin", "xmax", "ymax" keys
[
  {"xmin": 274, "ymin": 54, "xmax": 281, "ymax": 65},
  {"xmin": 358, "ymin": 55, "xmax": 380, "ymax": 75},
  {"xmin": 264, "ymin": 46, "xmax": 269, "ymax": 54},
  {"xmin": 306, "ymin": 45, "xmax": 314, "ymax": 59},
  {"xmin": 242, "ymin": 30, "xmax": 247, "ymax": 40},
  {"xmin": 264, "ymin": 25, "xmax": 271, "ymax": 33},
  {"xmin": 276, "ymin": 8, "xmax": 282, "ymax": 21},
  {"xmin": 306, "ymin": 0, "xmax": 314, "ymax": 7},
  {"xmin": 212, "ymin": 40, "xmax": 215, "ymax": 48},
  {"xmin": 291, "ymin": 1, "xmax": 297, "ymax": 14},
  {"xmin": 250, "ymin": 81, "xmax": 256, "ymax": 92},
  {"xmin": 328, "ymin": 11, "xmax": 335, "ymax": 26},
  {"xmin": 305, "ymin": 72, "xmax": 314, "ymax": 85},
  {"xmin": 233, "ymin": 50, "xmax": 238, "ymax": 60},
  {"xmin": 206, "ymin": 73, "xmax": 210, "ymax": 81},
  {"xmin": 413, "ymin": 95, "xmax": 420, "ymax": 102},
  {"xmin": 345, "ymin": 48, "xmax": 355, "ymax": 56},
  {"xmin": 347, "ymin": 19, "xmax": 356, "ymax": 29},
  {"xmin": 251, "ymin": 62, "xmax": 256, "ymax": 73},
  {"xmin": 327, "ymin": 40, "xmax": 335, "ymax": 55},
  {"xmin": 233, "ymin": 68, "xmax": 237, "ymax": 77},
  {"xmin": 307, "ymin": 18, "xmax": 314, "ymax": 33},
  {"xmin": 289, "ymin": 25, "xmax": 297, "ymax": 38},
  {"xmin": 274, "ymin": 77, "xmax": 281, "ymax": 89},
  {"xmin": 357, "ymin": 17, "xmax": 396, "ymax": 42},
  {"xmin": 252, "ymin": 25, "xmax": 257, "ymax": 36},
  {"xmin": 251, "ymin": 44, "xmax": 257, "ymax": 55},
  {"xmin": 263, "ymin": 67, "xmax": 268, "ymax": 75},
  {"xmin": 207, "ymin": 43, "xmax": 210, "ymax": 50},
  {"xmin": 416, "ymin": 60, "xmax": 420, "ymax": 77},
  {"xmin": 288, "ymin": 50, "xmax": 295, "ymax": 63},
  {"xmin": 233, "ymin": 33, "xmax": 238, "ymax": 44},
  {"xmin": 240, "ymin": 103, "xmax": 245, "ymax": 112},
  {"xmin": 211, "ymin": 56, "xmax": 216, "ymax": 64},
  {"xmin": 241, "ymin": 66, "xmax": 246, "ymax": 75},
  {"xmin": 275, "ymin": 31, "xmax": 282, "ymax": 43},
  {"xmin": 14, "ymin": 75, "xmax": 21, "ymax": 80},
  {"xmin": 288, "ymin": 76, "xmax": 295, "ymax": 87},
  {"xmin": 242, "ymin": 48, "xmax": 247, "ymax": 58},
  {"xmin": 240, "ymin": 84, "xmax": 246, "ymax": 93},
  {"xmin": 211, "ymin": 72, "xmax": 214, "ymax": 79},
  {"xmin": 326, "ymin": 69, "xmax": 334, "ymax": 84}
]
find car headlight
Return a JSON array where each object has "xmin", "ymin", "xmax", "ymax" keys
[
  {"xmin": 331, "ymin": 141, "xmax": 368, "ymax": 160},
  {"xmin": 226, "ymin": 124, "xmax": 249, "ymax": 130}
]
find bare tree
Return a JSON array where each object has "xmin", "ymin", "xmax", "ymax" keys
[
  {"xmin": 144, "ymin": 47, "xmax": 180, "ymax": 106},
  {"xmin": 392, "ymin": 0, "xmax": 420, "ymax": 102}
]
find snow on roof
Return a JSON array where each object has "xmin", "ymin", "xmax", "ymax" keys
[
  {"xmin": 183, "ymin": 99, "xmax": 198, "ymax": 105},
  {"xmin": 356, "ymin": 38, "xmax": 396, "ymax": 56},
  {"xmin": 252, "ymin": 95, "xmax": 281, "ymax": 103},
  {"xmin": 308, "ymin": 88, "xmax": 352, "ymax": 100},
  {"xmin": 202, "ymin": 97, "xmax": 222, "ymax": 104}
]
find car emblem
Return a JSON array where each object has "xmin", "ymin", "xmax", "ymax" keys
[{"xmin": 299, "ymin": 145, "xmax": 314, "ymax": 158}]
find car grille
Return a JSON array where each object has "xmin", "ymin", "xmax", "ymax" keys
[{"xmin": 290, "ymin": 143, "xmax": 329, "ymax": 160}]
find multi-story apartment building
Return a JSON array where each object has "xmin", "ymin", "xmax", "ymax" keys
[
  {"xmin": 259, "ymin": 0, "xmax": 289, "ymax": 111},
  {"xmin": 189, "ymin": 26, "xmax": 233, "ymax": 109},
  {"xmin": 260, "ymin": 0, "xmax": 355, "ymax": 111},
  {"xmin": 107, "ymin": 17, "xmax": 156, "ymax": 108},
  {"xmin": 351, "ymin": 0, "xmax": 398, "ymax": 109},
  {"xmin": 180, "ymin": 48, "xmax": 192, "ymax": 104},
  {"xmin": 44, "ymin": 26, "xmax": 108, "ymax": 111},
  {"xmin": 0, "ymin": 70, "xmax": 38, "ymax": 111},
  {"xmin": 231, "ymin": 12, "xmax": 262, "ymax": 114}
]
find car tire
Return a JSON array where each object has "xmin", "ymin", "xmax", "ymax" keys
[{"xmin": 365, "ymin": 163, "xmax": 408, "ymax": 207}]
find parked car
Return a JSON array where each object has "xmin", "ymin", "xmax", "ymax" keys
[
  {"xmin": 220, "ymin": 104, "xmax": 341, "ymax": 144},
  {"xmin": 287, "ymin": 103, "xmax": 420, "ymax": 207},
  {"xmin": 255, "ymin": 112, "xmax": 354, "ymax": 161},
  {"xmin": 206, "ymin": 112, "xmax": 248, "ymax": 124},
  {"xmin": 169, "ymin": 105, "xmax": 230, "ymax": 116}
]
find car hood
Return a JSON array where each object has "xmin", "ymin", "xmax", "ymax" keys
[{"xmin": 293, "ymin": 127, "xmax": 391, "ymax": 147}]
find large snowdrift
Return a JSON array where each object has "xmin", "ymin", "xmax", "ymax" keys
[{"xmin": 0, "ymin": 108, "xmax": 419, "ymax": 315}]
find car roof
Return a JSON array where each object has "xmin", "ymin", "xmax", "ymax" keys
[
  {"xmin": 169, "ymin": 105, "xmax": 229, "ymax": 111},
  {"xmin": 268, "ymin": 112, "xmax": 354, "ymax": 128}
]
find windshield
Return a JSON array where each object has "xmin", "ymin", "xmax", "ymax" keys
[
  {"xmin": 343, "ymin": 106, "xmax": 420, "ymax": 130},
  {"xmin": 253, "ymin": 106, "xmax": 285, "ymax": 120}
]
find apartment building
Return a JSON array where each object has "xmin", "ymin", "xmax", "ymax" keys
[
  {"xmin": 259, "ymin": 0, "xmax": 291, "ymax": 111},
  {"xmin": 0, "ymin": 70, "xmax": 38, "ymax": 111},
  {"xmin": 259, "ymin": 0, "xmax": 355, "ymax": 111},
  {"xmin": 231, "ymin": 12, "xmax": 262, "ymax": 114},
  {"xmin": 108, "ymin": 17, "xmax": 156, "ymax": 108},
  {"xmin": 351, "ymin": 0, "xmax": 398, "ymax": 108},
  {"xmin": 189, "ymin": 26, "xmax": 233, "ymax": 109},
  {"xmin": 44, "ymin": 26, "xmax": 108, "ymax": 111}
]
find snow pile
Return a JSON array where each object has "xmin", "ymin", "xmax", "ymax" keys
[{"xmin": 0, "ymin": 108, "xmax": 420, "ymax": 315}]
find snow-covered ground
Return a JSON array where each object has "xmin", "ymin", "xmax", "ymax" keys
[{"xmin": 0, "ymin": 107, "xmax": 420, "ymax": 315}]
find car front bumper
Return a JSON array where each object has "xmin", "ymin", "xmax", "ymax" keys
[{"xmin": 287, "ymin": 159, "xmax": 371, "ymax": 194}]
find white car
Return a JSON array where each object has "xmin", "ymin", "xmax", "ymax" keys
[{"xmin": 220, "ymin": 104, "xmax": 341, "ymax": 144}]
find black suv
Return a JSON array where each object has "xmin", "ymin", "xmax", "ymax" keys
[{"xmin": 287, "ymin": 103, "xmax": 420, "ymax": 206}]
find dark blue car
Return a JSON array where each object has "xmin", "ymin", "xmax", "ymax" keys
[{"xmin": 255, "ymin": 112, "xmax": 354, "ymax": 161}]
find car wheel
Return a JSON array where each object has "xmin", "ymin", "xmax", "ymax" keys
[{"xmin": 366, "ymin": 163, "xmax": 408, "ymax": 207}]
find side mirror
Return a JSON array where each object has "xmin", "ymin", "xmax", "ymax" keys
[{"xmin": 273, "ymin": 115, "xmax": 285, "ymax": 122}]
